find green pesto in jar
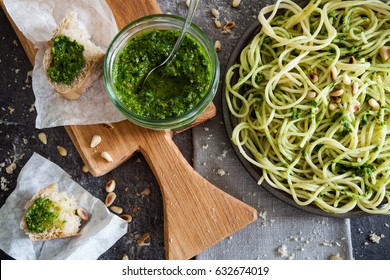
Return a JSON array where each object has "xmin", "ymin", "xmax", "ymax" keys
[
  {"xmin": 113, "ymin": 29, "xmax": 212, "ymax": 119},
  {"xmin": 25, "ymin": 197, "xmax": 63, "ymax": 233},
  {"xmin": 47, "ymin": 35, "xmax": 85, "ymax": 85}
]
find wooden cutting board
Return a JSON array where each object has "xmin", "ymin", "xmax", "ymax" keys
[{"xmin": 1, "ymin": 0, "xmax": 258, "ymax": 260}]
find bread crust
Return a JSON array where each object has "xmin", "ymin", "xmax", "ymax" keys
[
  {"xmin": 20, "ymin": 183, "xmax": 81, "ymax": 241},
  {"xmin": 43, "ymin": 12, "xmax": 105, "ymax": 100}
]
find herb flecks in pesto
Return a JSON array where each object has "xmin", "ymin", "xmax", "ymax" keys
[
  {"xmin": 47, "ymin": 35, "xmax": 85, "ymax": 85},
  {"xmin": 113, "ymin": 29, "xmax": 212, "ymax": 119},
  {"xmin": 25, "ymin": 197, "xmax": 62, "ymax": 233}
]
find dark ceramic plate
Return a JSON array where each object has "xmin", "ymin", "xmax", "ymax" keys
[{"xmin": 221, "ymin": 20, "xmax": 368, "ymax": 219}]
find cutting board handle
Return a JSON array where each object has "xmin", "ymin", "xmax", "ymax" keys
[{"xmin": 133, "ymin": 126, "xmax": 257, "ymax": 260}]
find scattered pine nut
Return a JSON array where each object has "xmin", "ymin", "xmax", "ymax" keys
[
  {"xmin": 111, "ymin": 206, "xmax": 123, "ymax": 214},
  {"xmin": 349, "ymin": 56, "xmax": 357, "ymax": 64},
  {"xmin": 185, "ymin": 0, "xmax": 190, "ymax": 8},
  {"xmin": 103, "ymin": 123, "xmax": 114, "ymax": 129},
  {"xmin": 106, "ymin": 179, "xmax": 116, "ymax": 193},
  {"xmin": 120, "ymin": 214, "xmax": 133, "ymax": 223},
  {"xmin": 82, "ymin": 165, "xmax": 89, "ymax": 173},
  {"xmin": 122, "ymin": 253, "xmax": 129, "ymax": 260},
  {"xmin": 214, "ymin": 40, "xmax": 221, "ymax": 52},
  {"xmin": 211, "ymin": 8, "xmax": 220, "ymax": 19},
  {"xmin": 101, "ymin": 151, "xmax": 113, "ymax": 162},
  {"xmin": 77, "ymin": 208, "xmax": 89, "ymax": 221},
  {"xmin": 223, "ymin": 21, "xmax": 236, "ymax": 31},
  {"xmin": 90, "ymin": 135, "xmax": 102, "ymax": 148},
  {"xmin": 38, "ymin": 132, "xmax": 47, "ymax": 144},
  {"xmin": 105, "ymin": 192, "xmax": 117, "ymax": 207},
  {"xmin": 232, "ymin": 0, "xmax": 241, "ymax": 8},
  {"xmin": 214, "ymin": 19, "xmax": 222, "ymax": 28},
  {"xmin": 139, "ymin": 187, "xmax": 151, "ymax": 197},
  {"xmin": 57, "ymin": 146, "xmax": 67, "ymax": 156}
]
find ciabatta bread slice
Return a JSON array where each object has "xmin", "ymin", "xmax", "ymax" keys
[
  {"xmin": 43, "ymin": 12, "xmax": 105, "ymax": 100},
  {"xmin": 20, "ymin": 183, "xmax": 81, "ymax": 241}
]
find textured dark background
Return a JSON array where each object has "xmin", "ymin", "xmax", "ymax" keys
[{"xmin": 1, "ymin": 0, "xmax": 389, "ymax": 260}]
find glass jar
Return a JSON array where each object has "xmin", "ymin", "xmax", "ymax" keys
[{"xmin": 104, "ymin": 14, "xmax": 220, "ymax": 130}]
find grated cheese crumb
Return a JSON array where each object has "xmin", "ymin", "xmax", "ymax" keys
[{"xmin": 369, "ymin": 233, "xmax": 385, "ymax": 244}]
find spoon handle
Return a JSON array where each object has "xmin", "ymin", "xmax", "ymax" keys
[{"xmin": 164, "ymin": 0, "xmax": 200, "ymax": 63}]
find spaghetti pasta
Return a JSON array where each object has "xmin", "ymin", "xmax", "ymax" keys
[{"xmin": 226, "ymin": 0, "xmax": 390, "ymax": 214}]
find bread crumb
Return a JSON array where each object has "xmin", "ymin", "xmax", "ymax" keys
[
  {"xmin": 203, "ymin": 127, "xmax": 209, "ymax": 131},
  {"xmin": 5, "ymin": 162, "xmax": 16, "ymax": 174},
  {"xmin": 217, "ymin": 150, "xmax": 228, "ymax": 160},
  {"xmin": 1, "ymin": 177, "xmax": 10, "ymax": 191},
  {"xmin": 216, "ymin": 168, "xmax": 226, "ymax": 176},
  {"xmin": 369, "ymin": 232, "xmax": 385, "ymax": 244},
  {"xmin": 277, "ymin": 245, "xmax": 288, "ymax": 257}
]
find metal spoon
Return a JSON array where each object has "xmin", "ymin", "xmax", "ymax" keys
[{"xmin": 142, "ymin": 0, "xmax": 200, "ymax": 85}]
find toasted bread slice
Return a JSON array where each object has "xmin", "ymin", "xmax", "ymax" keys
[
  {"xmin": 43, "ymin": 12, "xmax": 105, "ymax": 100},
  {"xmin": 20, "ymin": 183, "xmax": 81, "ymax": 241}
]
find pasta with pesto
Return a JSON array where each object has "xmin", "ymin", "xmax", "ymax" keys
[{"xmin": 225, "ymin": 0, "xmax": 390, "ymax": 214}]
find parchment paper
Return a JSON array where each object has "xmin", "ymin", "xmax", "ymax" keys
[
  {"xmin": 0, "ymin": 153, "xmax": 128, "ymax": 260},
  {"xmin": 3, "ymin": 0, "xmax": 126, "ymax": 128}
]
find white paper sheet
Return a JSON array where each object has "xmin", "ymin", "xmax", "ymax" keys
[
  {"xmin": 0, "ymin": 153, "xmax": 128, "ymax": 260},
  {"xmin": 3, "ymin": 0, "xmax": 126, "ymax": 128}
]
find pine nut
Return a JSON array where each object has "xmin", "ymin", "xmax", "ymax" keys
[
  {"xmin": 232, "ymin": 0, "xmax": 241, "ymax": 8},
  {"xmin": 308, "ymin": 90, "xmax": 316, "ymax": 99},
  {"xmin": 38, "ymin": 132, "xmax": 47, "ymax": 144},
  {"xmin": 352, "ymin": 81, "xmax": 359, "ymax": 95},
  {"xmin": 101, "ymin": 151, "xmax": 113, "ymax": 162},
  {"xmin": 110, "ymin": 206, "xmax": 123, "ymax": 214},
  {"xmin": 211, "ymin": 8, "xmax": 220, "ymax": 19},
  {"xmin": 82, "ymin": 165, "xmax": 89, "ymax": 173},
  {"xmin": 223, "ymin": 21, "xmax": 236, "ymax": 30},
  {"xmin": 90, "ymin": 135, "xmax": 102, "ymax": 148},
  {"xmin": 349, "ymin": 56, "xmax": 357, "ymax": 64},
  {"xmin": 329, "ymin": 65, "xmax": 339, "ymax": 81},
  {"xmin": 214, "ymin": 40, "xmax": 221, "ymax": 52},
  {"xmin": 329, "ymin": 103, "xmax": 337, "ymax": 111},
  {"xmin": 57, "ymin": 146, "xmax": 67, "ymax": 156},
  {"xmin": 214, "ymin": 19, "xmax": 222, "ymax": 28},
  {"xmin": 308, "ymin": 72, "xmax": 318, "ymax": 83},
  {"xmin": 185, "ymin": 0, "xmax": 190, "ymax": 8},
  {"xmin": 349, "ymin": 103, "xmax": 360, "ymax": 113},
  {"xmin": 106, "ymin": 179, "xmax": 116, "ymax": 193},
  {"xmin": 122, "ymin": 253, "xmax": 129, "ymax": 260},
  {"xmin": 379, "ymin": 46, "xmax": 390, "ymax": 61},
  {"xmin": 105, "ymin": 192, "xmax": 117, "ymax": 207},
  {"xmin": 333, "ymin": 96, "xmax": 342, "ymax": 103},
  {"xmin": 329, "ymin": 89, "xmax": 344, "ymax": 97},
  {"xmin": 343, "ymin": 74, "xmax": 351, "ymax": 85},
  {"xmin": 120, "ymin": 214, "xmax": 133, "ymax": 223},
  {"xmin": 77, "ymin": 208, "xmax": 89, "ymax": 221},
  {"xmin": 368, "ymin": 98, "xmax": 380, "ymax": 110}
]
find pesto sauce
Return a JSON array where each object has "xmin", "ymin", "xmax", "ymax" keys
[
  {"xmin": 113, "ymin": 29, "xmax": 212, "ymax": 119},
  {"xmin": 25, "ymin": 197, "xmax": 61, "ymax": 233},
  {"xmin": 47, "ymin": 35, "xmax": 85, "ymax": 85}
]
